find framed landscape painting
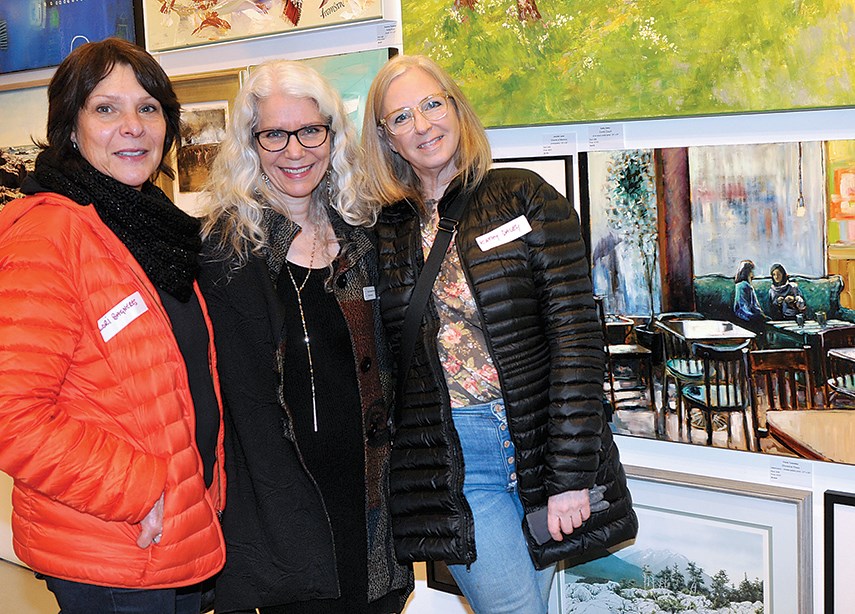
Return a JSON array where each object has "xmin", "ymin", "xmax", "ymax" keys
[
  {"xmin": 0, "ymin": 0, "xmax": 138, "ymax": 74},
  {"xmin": 156, "ymin": 69, "xmax": 243, "ymax": 216},
  {"xmin": 551, "ymin": 466, "xmax": 812, "ymax": 613},
  {"xmin": 402, "ymin": 1, "xmax": 855, "ymax": 127}
]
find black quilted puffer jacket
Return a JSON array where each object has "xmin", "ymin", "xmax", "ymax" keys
[{"xmin": 375, "ymin": 168, "xmax": 638, "ymax": 569}]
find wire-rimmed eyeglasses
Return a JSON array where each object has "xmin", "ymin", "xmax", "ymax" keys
[
  {"xmin": 254, "ymin": 124, "xmax": 330, "ymax": 152},
  {"xmin": 379, "ymin": 92, "xmax": 452, "ymax": 136}
]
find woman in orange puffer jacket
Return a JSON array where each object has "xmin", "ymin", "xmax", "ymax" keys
[{"xmin": 0, "ymin": 38, "xmax": 225, "ymax": 614}]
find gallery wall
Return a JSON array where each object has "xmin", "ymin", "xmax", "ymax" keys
[{"xmin": 1, "ymin": 2, "xmax": 855, "ymax": 611}]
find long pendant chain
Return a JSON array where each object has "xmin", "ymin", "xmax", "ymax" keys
[{"xmin": 285, "ymin": 226, "xmax": 320, "ymax": 431}]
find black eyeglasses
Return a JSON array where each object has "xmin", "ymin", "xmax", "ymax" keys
[{"xmin": 253, "ymin": 124, "xmax": 330, "ymax": 152}]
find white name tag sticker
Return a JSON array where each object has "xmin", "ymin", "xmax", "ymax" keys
[
  {"xmin": 475, "ymin": 215, "xmax": 533, "ymax": 251},
  {"xmin": 363, "ymin": 286, "xmax": 377, "ymax": 301},
  {"xmin": 98, "ymin": 291, "xmax": 149, "ymax": 342}
]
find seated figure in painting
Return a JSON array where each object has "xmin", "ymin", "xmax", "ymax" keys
[
  {"xmin": 733, "ymin": 260, "xmax": 769, "ymax": 331},
  {"xmin": 768, "ymin": 263, "xmax": 807, "ymax": 320}
]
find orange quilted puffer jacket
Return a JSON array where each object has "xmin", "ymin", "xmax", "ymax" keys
[{"xmin": 0, "ymin": 194, "xmax": 226, "ymax": 588}]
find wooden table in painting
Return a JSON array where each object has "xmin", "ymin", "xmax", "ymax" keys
[
  {"xmin": 766, "ymin": 319, "xmax": 855, "ymax": 348},
  {"xmin": 655, "ymin": 319, "xmax": 756, "ymax": 346},
  {"xmin": 766, "ymin": 319, "xmax": 855, "ymax": 394},
  {"xmin": 766, "ymin": 410, "xmax": 855, "ymax": 463},
  {"xmin": 603, "ymin": 313, "xmax": 635, "ymax": 344}
]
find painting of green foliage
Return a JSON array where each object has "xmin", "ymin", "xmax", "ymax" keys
[{"xmin": 402, "ymin": 0, "xmax": 855, "ymax": 127}]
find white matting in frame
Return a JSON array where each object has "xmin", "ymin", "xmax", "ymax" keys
[
  {"xmin": 549, "ymin": 466, "xmax": 812, "ymax": 613},
  {"xmin": 492, "ymin": 155, "xmax": 573, "ymax": 201}
]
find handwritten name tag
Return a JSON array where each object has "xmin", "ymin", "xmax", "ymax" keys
[
  {"xmin": 475, "ymin": 215, "xmax": 533, "ymax": 251},
  {"xmin": 98, "ymin": 291, "xmax": 148, "ymax": 342}
]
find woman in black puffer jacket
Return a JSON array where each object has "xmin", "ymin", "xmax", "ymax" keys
[{"xmin": 358, "ymin": 54, "xmax": 638, "ymax": 614}]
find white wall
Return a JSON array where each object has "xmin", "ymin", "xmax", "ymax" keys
[{"xmin": 2, "ymin": 2, "xmax": 855, "ymax": 609}]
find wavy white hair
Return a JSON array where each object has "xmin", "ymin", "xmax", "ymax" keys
[{"xmin": 200, "ymin": 60, "xmax": 366, "ymax": 262}]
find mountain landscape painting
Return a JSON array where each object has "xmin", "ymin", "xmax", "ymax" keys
[{"xmin": 555, "ymin": 504, "xmax": 768, "ymax": 613}]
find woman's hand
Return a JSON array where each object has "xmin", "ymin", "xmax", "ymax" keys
[
  {"xmin": 546, "ymin": 489, "xmax": 590, "ymax": 542},
  {"xmin": 136, "ymin": 492, "xmax": 164, "ymax": 549}
]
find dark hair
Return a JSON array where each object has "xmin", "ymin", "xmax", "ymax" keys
[
  {"xmin": 734, "ymin": 259, "xmax": 755, "ymax": 284},
  {"xmin": 46, "ymin": 37, "xmax": 180, "ymax": 180},
  {"xmin": 770, "ymin": 263, "xmax": 788, "ymax": 286}
]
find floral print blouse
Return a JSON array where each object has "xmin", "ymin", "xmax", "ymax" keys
[{"xmin": 422, "ymin": 202, "xmax": 502, "ymax": 408}]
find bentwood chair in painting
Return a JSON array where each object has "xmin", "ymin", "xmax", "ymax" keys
[
  {"xmin": 654, "ymin": 312, "xmax": 705, "ymax": 440},
  {"xmin": 682, "ymin": 341, "xmax": 755, "ymax": 451},
  {"xmin": 594, "ymin": 297, "xmax": 656, "ymax": 429},
  {"xmin": 826, "ymin": 347, "xmax": 855, "ymax": 405},
  {"xmin": 817, "ymin": 326, "xmax": 855, "ymax": 405},
  {"xmin": 748, "ymin": 346, "xmax": 816, "ymax": 440}
]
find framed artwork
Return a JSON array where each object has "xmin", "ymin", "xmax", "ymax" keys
[
  {"xmin": 143, "ymin": 0, "xmax": 384, "ymax": 52},
  {"xmin": 577, "ymin": 140, "xmax": 855, "ymax": 466},
  {"xmin": 0, "ymin": 0, "xmax": 139, "ymax": 75},
  {"xmin": 175, "ymin": 101, "xmax": 228, "ymax": 194},
  {"xmin": 156, "ymin": 69, "xmax": 243, "ymax": 216},
  {"xmin": 492, "ymin": 154, "xmax": 588, "ymax": 263},
  {"xmin": 290, "ymin": 48, "xmax": 394, "ymax": 137},
  {"xmin": 552, "ymin": 466, "xmax": 812, "ymax": 613},
  {"xmin": 0, "ymin": 144, "xmax": 39, "ymax": 210},
  {"xmin": 426, "ymin": 560, "xmax": 463, "ymax": 596},
  {"xmin": 824, "ymin": 490, "xmax": 855, "ymax": 614},
  {"xmin": 492, "ymin": 155, "xmax": 573, "ymax": 201},
  {"xmin": 402, "ymin": 1, "xmax": 855, "ymax": 128}
]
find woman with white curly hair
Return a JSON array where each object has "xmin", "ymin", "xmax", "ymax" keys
[{"xmin": 198, "ymin": 59, "xmax": 412, "ymax": 614}]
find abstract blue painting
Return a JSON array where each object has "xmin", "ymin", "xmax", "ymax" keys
[{"xmin": 0, "ymin": 0, "xmax": 137, "ymax": 74}]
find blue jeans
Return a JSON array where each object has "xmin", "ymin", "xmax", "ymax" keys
[
  {"xmin": 447, "ymin": 399, "xmax": 555, "ymax": 614},
  {"xmin": 42, "ymin": 575, "xmax": 201, "ymax": 614}
]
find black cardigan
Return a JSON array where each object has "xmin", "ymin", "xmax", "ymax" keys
[
  {"xmin": 375, "ymin": 168, "xmax": 638, "ymax": 569},
  {"xmin": 199, "ymin": 212, "xmax": 411, "ymax": 612}
]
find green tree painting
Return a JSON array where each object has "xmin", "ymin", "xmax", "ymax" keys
[{"xmin": 402, "ymin": 0, "xmax": 855, "ymax": 127}]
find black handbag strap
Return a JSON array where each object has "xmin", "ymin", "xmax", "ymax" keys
[{"xmin": 396, "ymin": 190, "xmax": 470, "ymax": 404}]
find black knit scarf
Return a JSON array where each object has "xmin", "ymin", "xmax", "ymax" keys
[{"xmin": 31, "ymin": 147, "xmax": 201, "ymax": 302}]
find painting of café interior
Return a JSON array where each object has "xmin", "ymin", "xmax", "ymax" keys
[{"xmin": 587, "ymin": 139, "xmax": 855, "ymax": 464}]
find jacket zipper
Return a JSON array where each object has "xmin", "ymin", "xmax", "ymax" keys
[{"xmin": 130, "ymin": 270, "xmax": 226, "ymax": 522}]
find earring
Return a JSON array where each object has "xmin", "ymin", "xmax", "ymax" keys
[
  {"xmin": 71, "ymin": 141, "xmax": 79, "ymax": 151},
  {"xmin": 326, "ymin": 170, "xmax": 334, "ymax": 204},
  {"xmin": 261, "ymin": 172, "xmax": 272, "ymax": 189}
]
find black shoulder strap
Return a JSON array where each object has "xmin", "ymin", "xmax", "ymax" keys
[{"xmin": 396, "ymin": 190, "xmax": 470, "ymax": 405}]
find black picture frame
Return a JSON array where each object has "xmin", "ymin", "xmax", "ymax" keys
[
  {"xmin": 491, "ymin": 154, "xmax": 589, "ymax": 263},
  {"xmin": 824, "ymin": 490, "xmax": 855, "ymax": 613},
  {"xmin": 425, "ymin": 560, "xmax": 463, "ymax": 596}
]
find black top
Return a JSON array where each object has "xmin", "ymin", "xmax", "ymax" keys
[
  {"xmin": 275, "ymin": 262, "xmax": 378, "ymax": 613},
  {"xmin": 157, "ymin": 288, "xmax": 219, "ymax": 487}
]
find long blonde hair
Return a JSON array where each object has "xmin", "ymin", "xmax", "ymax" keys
[
  {"xmin": 358, "ymin": 55, "xmax": 492, "ymax": 212},
  {"xmin": 200, "ymin": 60, "xmax": 367, "ymax": 262}
]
